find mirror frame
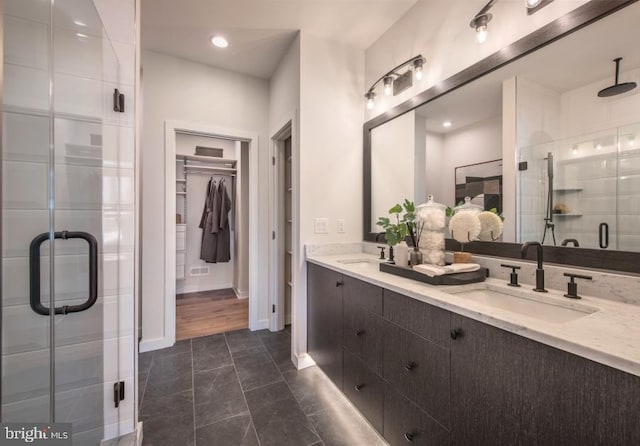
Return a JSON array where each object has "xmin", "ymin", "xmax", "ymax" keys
[{"xmin": 363, "ymin": 0, "xmax": 640, "ymax": 274}]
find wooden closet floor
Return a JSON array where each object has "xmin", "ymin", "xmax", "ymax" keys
[{"xmin": 176, "ymin": 289, "xmax": 248, "ymax": 341}]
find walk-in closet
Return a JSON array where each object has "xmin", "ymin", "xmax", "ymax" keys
[{"xmin": 174, "ymin": 133, "xmax": 249, "ymax": 340}]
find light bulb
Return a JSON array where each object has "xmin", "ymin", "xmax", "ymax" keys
[
  {"xmin": 476, "ymin": 25, "xmax": 487, "ymax": 44},
  {"xmin": 211, "ymin": 36, "xmax": 229, "ymax": 48},
  {"xmin": 365, "ymin": 91, "xmax": 375, "ymax": 110},
  {"xmin": 383, "ymin": 76, "xmax": 393, "ymax": 96},
  {"xmin": 415, "ymin": 67, "xmax": 423, "ymax": 81},
  {"xmin": 413, "ymin": 58, "xmax": 424, "ymax": 81}
]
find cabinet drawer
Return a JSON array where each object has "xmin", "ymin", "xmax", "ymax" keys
[
  {"xmin": 343, "ymin": 350, "xmax": 384, "ymax": 433},
  {"xmin": 383, "ymin": 289, "xmax": 451, "ymax": 349},
  {"xmin": 383, "ymin": 321, "xmax": 450, "ymax": 428},
  {"xmin": 343, "ymin": 298, "xmax": 383, "ymax": 375},
  {"xmin": 384, "ymin": 384, "xmax": 449, "ymax": 446},
  {"xmin": 176, "ymin": 230, "xmax": 186, "ymax": 251},
  {"xmin": 343, "ymin": 275, "xmax": 382, "ymax": 315}
]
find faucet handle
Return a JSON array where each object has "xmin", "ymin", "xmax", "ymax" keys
[
  {"xmin": 500, "ymin": 264, "xmax": 521, "ymax": 287},
  {"xmin": 377, "ymin": 246, "xmax": 386, "ymax": 260},
  {"xmin": 563, "ymin": 272, "xmax": 593, "ymax": 299}
]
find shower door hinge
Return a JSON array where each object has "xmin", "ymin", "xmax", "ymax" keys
[
  {"xmin": 113, "ymin": 381, "xmax": 125, "ymax": 408},
  {"xmin": 272, "ymin": 156, "xmax": 276, "ymax": 166},
  {"xmin": 113, "ymin": 88, "xmax": 125, "ymax": 113},
  {"xmin": 272, "ymin": 304, "xmax": 276, "ymax": 313},
  {"xmin": 272, "ymin": 231, "xmax": 276, "ymax": 240}
]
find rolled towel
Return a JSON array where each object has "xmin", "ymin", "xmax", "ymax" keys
[{"xmin": 413, "ymin": 264, "xmax": 447, "ymax": 277}]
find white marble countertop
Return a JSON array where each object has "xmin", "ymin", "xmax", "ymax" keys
[{"xmin": 307, "ymin": 251, "xmax": 640, "ymax": 377}]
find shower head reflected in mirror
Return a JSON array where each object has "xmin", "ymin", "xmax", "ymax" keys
[{"xmin": 598, "ymin": 57, "xmax": 637, "ymax": 97}]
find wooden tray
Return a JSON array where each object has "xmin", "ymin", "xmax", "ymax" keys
[{"xmin": 379, "ymin": 262, "xmax": 488, "ymax": 286}]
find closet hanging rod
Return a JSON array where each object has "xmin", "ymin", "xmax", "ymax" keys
[{"xmin": 177, "ymin": 154, "xmax": 237, "ymax": 167}]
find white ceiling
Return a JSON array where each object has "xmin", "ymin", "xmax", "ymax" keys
[
  {"xmin": 141, "ymin": 0, "xmax": 419, "ymax": 79},
  {"xmin": 417, "ymin": 1, "xmax": 640, "ymax": 134}
]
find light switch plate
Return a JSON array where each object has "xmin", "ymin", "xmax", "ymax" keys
[
  {"xmin": 337, "ymin": 218, "xmax": 345, "ymax": 233},
  {"xmin": 314, "ymin": 218, "xmax": 329, "ymax": 234}
]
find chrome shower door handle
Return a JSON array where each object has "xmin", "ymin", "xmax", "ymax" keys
[
  {"xmin": 29, "ymin": 231, "xmax": 99, "ymax": 315},
  {"xmin": 598, "ymin": 222, "xmax": 609, "ymax": 249}
]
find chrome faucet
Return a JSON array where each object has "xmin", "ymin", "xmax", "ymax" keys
[{"xmin": 521, "ymin": 241, "xmax": 547, "ymax": 292}]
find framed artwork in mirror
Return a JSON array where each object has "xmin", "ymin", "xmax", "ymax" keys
[{"xmin": 454, "ymin": 159, "xmax": 503, "ymax": 214}]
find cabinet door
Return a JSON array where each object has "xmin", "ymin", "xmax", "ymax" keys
[
  {"xmin": 342, "ymin": 275, "xmax": 382, "ymax": 315},
  {"xmin": 383, "ymin": 321, "xmax": 450, "ymax": 428},
  {"xmin": 451, "ymin": 314, "xmax": 640, "ymax": 446},
  {"xmin": 343, "ymin": 298, "xmax": 383, "ymax": 375},
  {"xmin": 307, "ymin": 263, "xmax": 343, "ymax": 388},
  {"xmin": 343, "ymin": 350, "xmax": 384, "ymax": 433}
]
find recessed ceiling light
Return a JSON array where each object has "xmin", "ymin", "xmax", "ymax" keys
[
  {"xmin": 211, "ymin": 36, "xmax": 229, "ymax": 48},
  {"xmin": 443, "ymin": 121, "xmax": 452, "ymax": 128}
]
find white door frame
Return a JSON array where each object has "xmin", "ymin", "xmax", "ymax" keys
[
  {"xmin": 163, "ymin": 119, "xmax": 260, "ymax": 347},
  {"xmin": 269, "ymin": 121, "xmax": 292, "ymax": 332}
]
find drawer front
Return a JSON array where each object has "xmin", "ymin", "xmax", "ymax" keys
[
  {"xmin": 384, "ymin": 384, "xmax": 449, "ymax": 446},
  {"xmin": 384, "ymin": 289, "xmax": 451, "ymax": 349},
  {"xmin": 343, "ymin": 275, "xmax": 382, "ymax": 315},
  {"xmin": 176, "ymin": 230, "xmax": 186, "ymax": 251},
  {"xmin": 383, "ymin": 321, "xmax": 451, "ymax": 428},
  {"xmin": 343, "ymin": 350, "xmax": 384, "ymax": 433},
  {"xmin": 343, "ymin": 299, "xmax": 383, "ymax": 375}
]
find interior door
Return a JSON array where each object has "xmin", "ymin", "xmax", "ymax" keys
[{"xmin": 2, "ymin": 1, "xmax": 128, "ymax": 444}]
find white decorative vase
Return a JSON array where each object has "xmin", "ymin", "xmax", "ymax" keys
[{"xmin": 394, "ymin": 241, "xmax": 409, "ymax": 268}]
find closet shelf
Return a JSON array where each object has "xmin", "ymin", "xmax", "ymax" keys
[
  {"xmin": 553, "ymin": 187, "xmax": 582, "ymax": 192},
  {"xmin": 176, "ymin": 192, "xmax": 187, "ymax": 196},
  {"xmin": 176, "ymin": 179, "xmax": 186, "ymax": 183},
  {"xmin": 553, "ymin": 213, "xmax": 582, "ymax": 217},
  {"xmin": 177, "ymin": 154, "xmax": 237, "ymax": 167}
]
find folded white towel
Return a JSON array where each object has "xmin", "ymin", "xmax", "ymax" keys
[{"xmin": 413, "ymin": 263, "xmax": 480, "ymax": 277}]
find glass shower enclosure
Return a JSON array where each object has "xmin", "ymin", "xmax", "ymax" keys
[
  {"xmin": 2, "ymin": 0, "xmax": 135, "ymax": 444},
  {"xmin": 518, "ymin": 122, "xmax": 640, "ymax": 251}
]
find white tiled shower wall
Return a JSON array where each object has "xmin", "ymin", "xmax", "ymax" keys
[
  {"xmin": 2, "ymin": 0, "xmax": 136, "ymax": 443},
  {"xmin": 517, "ymin": 69, "xmax": 640, "ymax": 251}
]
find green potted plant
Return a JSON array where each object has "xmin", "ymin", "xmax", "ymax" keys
[{"xmin": 377, "ymin": 199, "xmax": 419, "ymax": 265}]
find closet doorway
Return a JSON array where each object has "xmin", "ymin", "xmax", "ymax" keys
[{"xmin": 164, "ymin": 121, "xmax": 258, "ymax": 345}]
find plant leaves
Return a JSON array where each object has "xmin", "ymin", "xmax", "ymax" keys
[{"xmin": 389, "ymin": 204, "xmax": 403, "ymax": 214}]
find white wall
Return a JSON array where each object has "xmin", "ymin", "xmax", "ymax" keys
[
  {"xmin": 296, "ymin": 32, "xmax": 364, "ymax": 363},
  {"xmin": 140, "ymin": 51, "xmax": 270, "ymax": 348},
  {"xmin": 269, "ymin": 35, "xmax": 301, "ymax": 135},
  {"xmin": 175, "ymin": 134, "xmax": 240, "ymax": 295},
  {"xmin": 365, "ymin": 0, "xmax": 588, "ymax": 120}
]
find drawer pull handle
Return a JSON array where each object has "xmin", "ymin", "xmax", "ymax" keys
[
  {"xmin": 450, "ymin": 328, "xmax": 462, "ymax": 340},
  {"xmin": 404, "ymin": 432, "xmax": 415, "ymax": 442},
  {"xmin": 355, "ymin": 330, "xmax": 365, "ymax": 337},
  {"xmin": 404, "ymin": 362, "xmax": 416, "ymax": 372},
  {"xmin": 354, "ymin": 384, "xmax": 365, "ymax": 391},
  {"xmin": 336, "ymin": 281, "xmax": 343, "ymax": 287}
]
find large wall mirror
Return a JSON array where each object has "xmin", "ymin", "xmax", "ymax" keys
[{"xmin": 365, "ymin": 0, "xmax": 640, "ymax": 269}]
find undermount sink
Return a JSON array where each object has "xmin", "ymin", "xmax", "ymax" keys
[
  {"xmin": 447, "ymin": 283, "xmax": 599, "ymax": 324},
  {"xmin": 337, "ymin": 258, "xmax": 379, "ymax": 265}
]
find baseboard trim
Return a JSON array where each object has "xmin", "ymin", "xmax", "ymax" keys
[
  {"xmin": 250, "ymin": 318, "xmax": 269, "ymax": 331},
  {"xmin": 139, "ymin": 337, "xmax": 173, "ymax": 353},
  {"xmin": 176, "ymin": 283, "xmax": 234, "ymax": 295},
  {"xmin": 233, "ymin": 287, "xmax": 249, "ymax": 299},
  {"xmin": 294, "ymin": 352, "xmax": 316, "ymax": 370}
]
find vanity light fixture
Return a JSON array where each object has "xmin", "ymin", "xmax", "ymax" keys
[
  {"xmin": 526, "ymin": 0, "xmax": 541, "ymax": 8},
  {"xmin": 211, "ymin": 36, "xmax": 229, "ymax": 48},
  {"xmin": 363, "ymin": 55, "xmax": 425, "ymax": 109},
  {"xmin": 469, "ymin": 0, "xmax": 496, "ymax": 44}
]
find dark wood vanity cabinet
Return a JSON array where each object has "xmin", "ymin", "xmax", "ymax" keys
[
  {"xmin": 307, "ymin": 263, "xmax": 640, "ymax": 445},
  {"xmin": 450, "ymin": 314, "xmax": 640, "ymax": 446},
  {"xmin": 307, "ymin": 263, "xmax": 344, "ymax": 388}
]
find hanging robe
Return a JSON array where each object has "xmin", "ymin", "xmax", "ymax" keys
[
  {"xmin": 212, "ymin": 178, "xmax": 232, "ymax": 263},
  {"xmin": 199, "ymin": 178, "xmax": 219, "ymax": 262}
]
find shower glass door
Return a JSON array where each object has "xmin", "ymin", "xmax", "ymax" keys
[{"xmin": 2, "ymin": 0, "xmax": 132, "ymax": 443}]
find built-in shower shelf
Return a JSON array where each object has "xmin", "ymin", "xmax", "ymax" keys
[
  {"xmin": 554, "ymin": 213, "xmax": 582, "ymax": 217},
  {"xmin": 554, "ymin": 188, "xmax": 583, "ymax": 192}
]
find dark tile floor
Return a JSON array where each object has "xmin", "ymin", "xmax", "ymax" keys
[{"xmin": 139, "ymin": 327, "xmax": 387, "ymax": 446}]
